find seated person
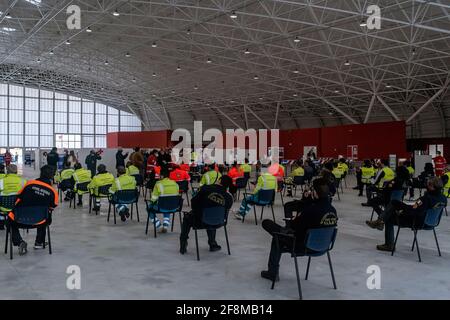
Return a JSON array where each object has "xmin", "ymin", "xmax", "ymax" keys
[
  {"xmin": 367, "ymin": 177, "xmax": 447, "ymax": 252},
  {"xmin": 410, "ymin": 162, "xmax": 434, "ymax": 199},
  {"xmin": 179, "ymin": 175, "xmax": 233, "ymax": 254},
  {"xmin": 260, "ymin": 178, "xmax": 338, "ymax": 281},
  {"xmin": 110, "ymin": 166, "xmax": 137, "ymax": 222},
  {"xmin": 239, "ymin": 158, "xmax": 252, "ymax": 180},
  {"xmin": 7, "ymin": 165, "xmax": 58, "ymax": 255},
  {"xmin": 0, "ymin": 164, "xmax": 27, "ymax": 230},
  {"xmin": 126, "ymin": 161, "xmax": 140, "ymax": 176},
  {"xmin": 146, "ymin": 168, "xmax": 179, "ymax": 233},
  {"xmin": 442, "ymin": 165, "xmax": 450, "ymax": 197},
  {"xmin": 0, "ymin": 163, "xmax": 5, "ymax": 179},
  {"xmin": 337, "ymin": 158, "xmax": 349, "ymax": 176},
  {"xmin": 284, "ymin": 160, "xmax": 305, "ymax": 197},
  {"xmin": 179, "ymin": 161, "xmax": 190, "ymax": 172},
  {"xmin": 320, "ymin": 162, "xmax": 337, "ymax": 197},
  {"xmin": 268, "ymin": 162, "xmax": 285, "ymax": 183},
  {"xmin": 72, "ymin": 163, "xmax": 92, "ymax": 206},
  {"xmin": 55, "ymin": 163, "xmax": 75, "ymax": 201},
  {"xmin": 169, "ymin": 164, "xmax": 191, "ymax": 183},
  {"xmin": 362, "ymin": 160, "xmax": 395, "ymax": 206},
  {"xmin": 199, "ymin": 164, "xmax": 222, "ymax": 187},
  {"xmin": 233, "ymin": 169, "xmax": 277, "ymax": 220},
  {"xmin": 332, "ymin": 161, "xmax": 344, "ymax": 180},
  {"xmin": 88, "ymin": 164, "xmax": 115, "ymax": 212},
  {"xmin": 227, "ymin": 162, "xmax": 244, "ymax": 197}
]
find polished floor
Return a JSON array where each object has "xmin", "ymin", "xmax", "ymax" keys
[{"xmin": 1, "ymin": 167, "xmax": 450, "ymax": 300}]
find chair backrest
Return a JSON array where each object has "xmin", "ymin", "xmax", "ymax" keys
[
  {"xmin": 293, "ymin": 176, "xmax": 305, "ymax": 185},
  {"xmin": 97, "ymin": 184, "xmax": 112, "ymax": 196},
  {"xmin": 202, "ymin": 206, "xmax": 227, "ymax": 226},
  {"xmin": 177, "ymin": 180, "xmax": 189, "ymax": 192},
  {"xmin": 132, "ymin": 174, "xmax": 144, "ymax": 186},
  {"xmin": 13, "ymin": 206, "xmax": 49, "ymax": 225},
  {"xmin": 157, "ymin": 195, "xmax": 182, "ymax": 213},
  {"xmin": 257, "ymin": 189, "xmax": 275, "ymax": 205},
  {"xmin": 0, "ymin": 195, "xmax": 18, "ymax": 212},
  {"xmin": 235, "ymin": 177, "xmax": 247, "ymax": 188},
  {"xmin": 243, "ymin": 172, "xmax": 250, "ymax": 179},
  {"xmin": 390, "ymin": 190, "xmax": 404, "ymax": 202},
  {"xmin": 113, "ymin": 189, "xmax": 139, "ymax": 204},
  {"xmin": 76, "ymin": 181, "xmax": 90, "ymax": 192},
  {"xmin": 305, "ymin": 227, "xmax": 337, "ymax": 253},
  {"xmin": 424, "ymin": 205, "xmax": 445, "ymax": 228}
]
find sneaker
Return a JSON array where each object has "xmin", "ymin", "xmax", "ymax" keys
[
  {"xmin": 234, "ymin": 213, "xmax": 243, "ymax": 220},
  {"xmin": 161, "ymin": 226, "xmax": 168, "ymax": 233},
  {"xmin": 77, "ymin": 202, "xmax": 83, "ymax": 207},
  {"xmin": 261, "ymin": 270, "xmax": 279, "ymax": 282},
  {"xmin": 119, "ymin": 212, "xmax": 126, "ymax": 222},
  {"xmin": 180, "ymin": 238, "xmax": 188, "ymax": 254},
  {"xmin": 361, "ymin": 203, "xmax": 371, "ymax": 207},
  {"xmin": 366, "ymin": 220, "xmax": 384, "ymax": 231},
  {"xmin": 376, "ymin": 244, "xmax": 394, "ymax": 252},
  {"xmin": 209, "ymin": 243, "xmax": 222, "ymax": 252},
  {"xmin": 18, "ymin": 241, "xmax": 28, "ymax": 255},
  {"xmin": 34, "ymin": 242, "xmax": 48, "ymax": 250}
]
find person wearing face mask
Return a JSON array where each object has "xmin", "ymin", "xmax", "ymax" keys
[{"xmin": 260, "ymin": 178, "xmax": 338, "ymax": 282}]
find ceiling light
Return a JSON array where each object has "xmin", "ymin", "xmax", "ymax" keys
[
  {"xmin": 294, "ymin": 36, "xmax": 300, "ymax": 43},
  {"xmin": 230, "ymin": 100, "xmax": 235, "ymax": 103},
  {"xmin": 360, "ymin": 19, "xmax": 367, "ymax": 27},
  {"xmin": 151, "ymin": 42, "xmax": 157, "ymax": 48},
  {"xmin": 177, "ymin": 65, "xmax": 181, "ymax": 71},
  {"xmin": 171, "ymin": 90, "xmax": 175, "ymax": 94},
  {"xmin": 152, "ymin": 72, "xmax": 156, "ymax": 77},
  {"xmin": 386, "ymin": 84, "xmax": 392, "ymax": 88},
  {"xmin": 49, "ymin": 50, "xmax": 54, "ymax": 55},
  {"xmin": 186, "ymin": 28, "xmax": 191, "ymax": 35},
  {"xmin": 293, "ymin": 69, "xmax": 299, "ymax": 74},
  {"xmin": 86, "ymin": 27, "xmax": 92, "ymax": 33},
  {"xmin": 244, "ymin": 48, "xmax": 250, "ymax": 54},
  {"xmin": 132, "ymin": 78, "xmax": 136, "ymax": 82},
  {"xmin": 206, "ymin": 103, "xmax": 210, "ymax": 106},
  {"xmin": 194, "ymin": 85, "xmax": 198, "ymax": 90},
  {"xmin": 344, "ymin": 60, "xmax": 350, "ymax": 66},
  {"xmin": 206, "ymin": 58, "xmax": 212, "ymax": 63},
  {"xmin": 293, "ymin": 93, "xmax": 298, "ymax": 97},
  {"xmin": 2, "ymin": 27, "xmax": 16, "ymax": 32},
  {"xmin": 5, "ymin": 13, "xmax": 12, "ymax": 19},
  {"xmin": 65, "ymin": 39, "xmax": 71, "ymax": 45},
  {"xmin": 25, "ymin": 0, "xmax": 41, "ymax": 5},
  {"xmin": 125, "ymin": 52, "xmax": 130, "ymax": 57},
  {"xmin": 152, "ymin": 94, "xmax": 156, "ymax": 97},
  {"xmin": 230, "ymin": 11, "xmax": 237, "ymax": 19},
  {"xmin": 259, "ymin": 97, "xmax": 263, "ymax": 100},
  {"xmin": 37, "ymin": 58, "xmax": 41, "ymax": 63},
  {"xmin": 412, "ymin": 48, "xmax": 416, "ymax": 55},
  {"xmin": 328, "ymin": 111, "xmax": 334, "ymax": 115},
  {"xmin": 104, "ymin": 60, "xmax": 109, "ymax": 65},
  {"xmin": 334, "ymin": 90, "xmax": 340, "ymax": 93},
  {"xmin": 253, "ymin": 75, "xmax": 259, "ymax": 80},
  {"xmin": 113, "ymin": 10, "xmax": 120, "ymax": 16}
]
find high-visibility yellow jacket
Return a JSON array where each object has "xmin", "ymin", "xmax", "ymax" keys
[
  {"xmin": 110, "ymin": 174, "xmax": 136, "ymax": 193},
  {"xmin": 338, "ymin": 163, "xmax": 349, "ymax": 174},
  {"xmin": 200, "ymin": 170, "xmax": 222, "ymax": 187},
  {"xmin": 361, "ymin": 166, "xmax": 375, "ymax": 184},
  {"xmin": 0, "ymin": 174, "xmax": 26, "ymax": 195},
  {"xmin": 407, "ymin": 166, "xmax": 415, "ymax": 176},
  {"xmin": 0, "ymin": 174, "xmax": 5, "ymax": 180},
  {"xmin": 443, "ymin": 172, "xmax": 450, "ymax": 197},
  {"xmin": 332, "ymin": 167, "xmax": 344, "ymax": 179},
  {"xmin": 126, "ymin": 165, "xmax": 140, "ymax": 176},
  {"xmin": 290, "ymin": 167, "xmax": 305, "ymax": 177},
  {"xmin": 239, "ymin": 163, "xmax": 252, "ymax": 173},
  {"xmin": 254, "ymin": 173, "xmax": 277, "ymax": 194},
  {"xmin": 88, "ymin": 172, "xmax": 115, "ymax": 196},
  {"xmin": 378, "ymin": 167, "xmax": 395, "ymax": 188},
  {"xmin": 55, "ymin": 169, "xmax": 75, "ymax": 183},
  {"xmin": 151, "ymin": 178, "xmax": 179, "ymax": 203}
]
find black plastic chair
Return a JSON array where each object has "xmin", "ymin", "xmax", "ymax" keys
[
  {"xmin": 57, "ymin": 179, "xmax": 73, "ymax": 202},
  {"xmin": 334, "ymin": 178, "xmax": 342, "ymax": 201},
  {"xmin": 277, "ymin": 181, "xmax": 285, "ymax": 206},
  {"xmin": 271, "ymin": 227, "xmax": 338, "ymax": 300},
  {"xmin": 391, "ymin": 204, "xmax": 445, "ymax": 262},
  {"xmin": 69, "ymin": 181, "xmax": 90, "ymax": 209},
  {"xmin": 107, "ymin": 189, "xmax": 140, "ymax": 224},
  {"xmin": 177, "ymin": 180, "xmax": 190, "ymax": 206},
  {"xmin": 0, "ymin": 195, "xmax": 18, "ymax": 213},
  {"xmin": 242, "ymin": 189, "xmax": 275, "ymax": 225},
  {"xmin": 131, "ymin": 174, "xmax": 144, "ymax": 196},
  {"xmin": 4, "ymin": 206, "xmax": 52, "ymax": 260},
  {"xmin": 89, "ymin": 184, "xmax": 112, "ymax": 215},
  {"xmin": 145, "ymin": 195, "xmax": 183, "ymax": 238},
  {"xmin": 292, "ymin": 176, "xmax": 306, "ymax": 196},
  {"xmin": 235, "ymin": 177, "xmax": 248, "ymax": 201},
  {"xmin": 192, "ymin": 206, "xmax": 231, "ymax": 261}
]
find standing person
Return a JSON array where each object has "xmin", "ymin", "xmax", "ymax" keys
[
  {"xmin": 130, "ymin": 147, "xmax": 144, "ymax": 170},
  {"xmin": 146, "ymin": 150, "xmax": 158, "ymax": 177},
  {"xmin": 7, "ymin": 165, "xmax": 58, "ymax": 255},
  {"xmin": 433, "ymin": 151, "xmax": 447, "ymax": 177},
  {"xmin": 4, "ymin": 150, "xmax": 12, "ymax": 166},
  {"xmin": 85, "ymin": 150, "xmax": 102, "ymax": 178},
  {"xmin": 67, "ymin": 150, "xmax": 78, "ymax": 168},
  {"xmin": 46, "ymin": 147, "xmax": 59, "ymax": 172},
  {"xmin": 63, "ymin": 149, "xmax": 69, "ymax": 167},
  {"xmin": 115, "ymin": 148, "xmax": 129, "ymax": 169}
]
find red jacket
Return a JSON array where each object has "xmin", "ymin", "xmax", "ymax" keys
[
  {"xmin": 434, "ymin": 156, "xmax": 447, "ymax": 176},
  {"xmin": 169, "ymin": 168, "xmax": 191, "ymax": 182},
  {"xmin": 180, "ymin": 164, "xmax": 190, "ymax": 172},
  {"xmin": 228, "ymin": 167, "xmax": 244, "ymax": 185}
]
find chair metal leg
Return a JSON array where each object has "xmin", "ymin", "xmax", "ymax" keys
[
  {"xmin": 280, "ymin": 192, "xmax": 284, "ymax": 206},
  {"xmin": 136, "ymin": 202, "xmax": 140, "ymax": 222},
  {"xmin": 414, "ymin": 230, "xmax": 421, "ymax": 262},
  {"xmin": 171, "ymin": 213, "xmax": 175, "ymax": 232},
  {"xmin": 392, "ymin": 226, "xmax": 401, "ymax": 256},
  {"xmin": 224, "ymin": 225, "xmax": 231, "ymax": 255},
  {"xmin": 270, "ymin": 205, "xmax": 275, "ymax": 222},
  {"xmin": 370, "ymin": 209, "xmax": 375, "ymax": 222},
  {"xmin": 89, "ymin": 195, "xmax": 92, "ymax": 213},
  {"xmin": 47, "ymin": 225, "xmax": 52, "ymax": 255},
  {"xmin": 433, "ymin": 229, "xmax": 441, "ymax": 257},
  {"xmin": 327, "ymin": 252, "xmax": 337, "ymax": 289},
  {"xmin": 154, "ymin": 217, "xmax": 157, "ymax": 238},
  {"xmin": 253, "ymin": 206, "xmax": 257, "ymax": 225},
  {"xmin": 186, "ymin": 192, "xmax": 190, "ymax": 207},
  {"xmin": 293, "ymin": 256, "xmax": 303, "ymax": 300},
  {"xmin": 194, "ymin": 229, "xmax": 200, "ymax": 261},
  {"xmin": 9, "ymin": 227, "xmax": 13, "ymax": 260},
  {"xmin": 145, "ymin": 214, "xmax": 149, "ymax": 235},
  {"xmin": 305, "ymin": 256, "xmax": 311, "ymax": 280},
  {"xmin": 237, "ymin": 189, "xmax": 240, "ymax": 202},
  {"xmin": 107, "ymin": 203, "xmax": 111, "ymax": 223},
  {"xmin": 260, "ymin": 206, "xmax": 264, "ymax": 221},
  {"xmin": 411, "ymin": 237, "xmax": 416, "ymax": 251},
  {"xmin": 130, "ymin": 203, "xmax": 134, "ymax": 221},
  {"xmin": 179, "ymin": 212, "xmax": 182, "ymax": 230},
  {"xmin": 5, "ymin": 225, "xmax": 9, "ymax": 254}
]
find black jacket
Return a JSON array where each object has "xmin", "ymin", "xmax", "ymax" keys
[
  {"xmin": 46, "ymin": 151, "xmax": 59, "ymax": 166},
  {"xmin": 115, "ymin": 151, "xmax": 128, "ymax": 168},
  {"xmin": 191, "ymin": 184, "xmax": 233, "ymax": 222}
]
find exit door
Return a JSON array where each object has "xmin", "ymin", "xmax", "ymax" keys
[{"xmin": 347, "ymin": 145, "xmax": 358, "ymax": 160}]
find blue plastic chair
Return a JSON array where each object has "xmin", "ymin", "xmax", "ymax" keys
[
  {"xmin": 4, "ymin": 206, "xmax": 52, "ymax": 260},
  {"xmin": 145, "ymin": 195, "xmax": 183, "ymax": 238},
  {"xmin": 177, "ymin": 180, "xmax": 190, "ymax": 207},
  {"xmin": 392, "ymin": 204, "xmax": 445, "ymax": 262},
  {"xmin": 89, "ymin": 184, "xmax": 112, "ymax": 215},
  {"xmin": 235, "ymin": 177, "xmax": 248, "ymax": 201},
  {"xmin": 0, "ymin": 195, "xmax": 18, "ymax": 214},
  {"xmin": 107, "ymin": 189, "xmax": 140, "ymax": 224},
  {"xmin": 271, "ymin": 227, "xmax": 338, "ymax": 300},
  {"xmin": 192, "ymin": 206, "xmax": 231, "ymax": 261},
  {"xmin": 242, "ymin": 189, "xmax": 275, "ymax": 225},
  {"xmin": 131, "ymin": 174, "xmax": 144, "ymax": 195}
]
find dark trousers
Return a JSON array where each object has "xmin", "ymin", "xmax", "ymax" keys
[
  {"xmin": 180, "ymin": 212, "xmax": 217, "ymax": 245},
  {"xmin": 262, "ymin": 220, "xmax": 302, "ymax": 275},
  {"xmin": 356, "ymin": 171, "xmax": 362, "ymax": 187},
  {"xmin": 9, "ymin": 218, "xmax": 51, "ymax": 246}
]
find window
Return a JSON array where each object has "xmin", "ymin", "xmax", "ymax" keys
[{"xmin": 55, "ymin": 134, "xmax": 81, "ymax": 149}]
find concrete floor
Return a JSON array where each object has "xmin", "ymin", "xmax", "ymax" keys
[{"xmin": 1, "ymin": 167, "xmax": 450, "ymax": 300}]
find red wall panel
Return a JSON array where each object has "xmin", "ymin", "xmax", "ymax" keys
[
  {"xmin": 280, "ymin": 128, "xmax": 321, "ymax": 160},
  {"xmin": 107, "ymin": 130, "xmax": 172, "ymax": 149}
]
